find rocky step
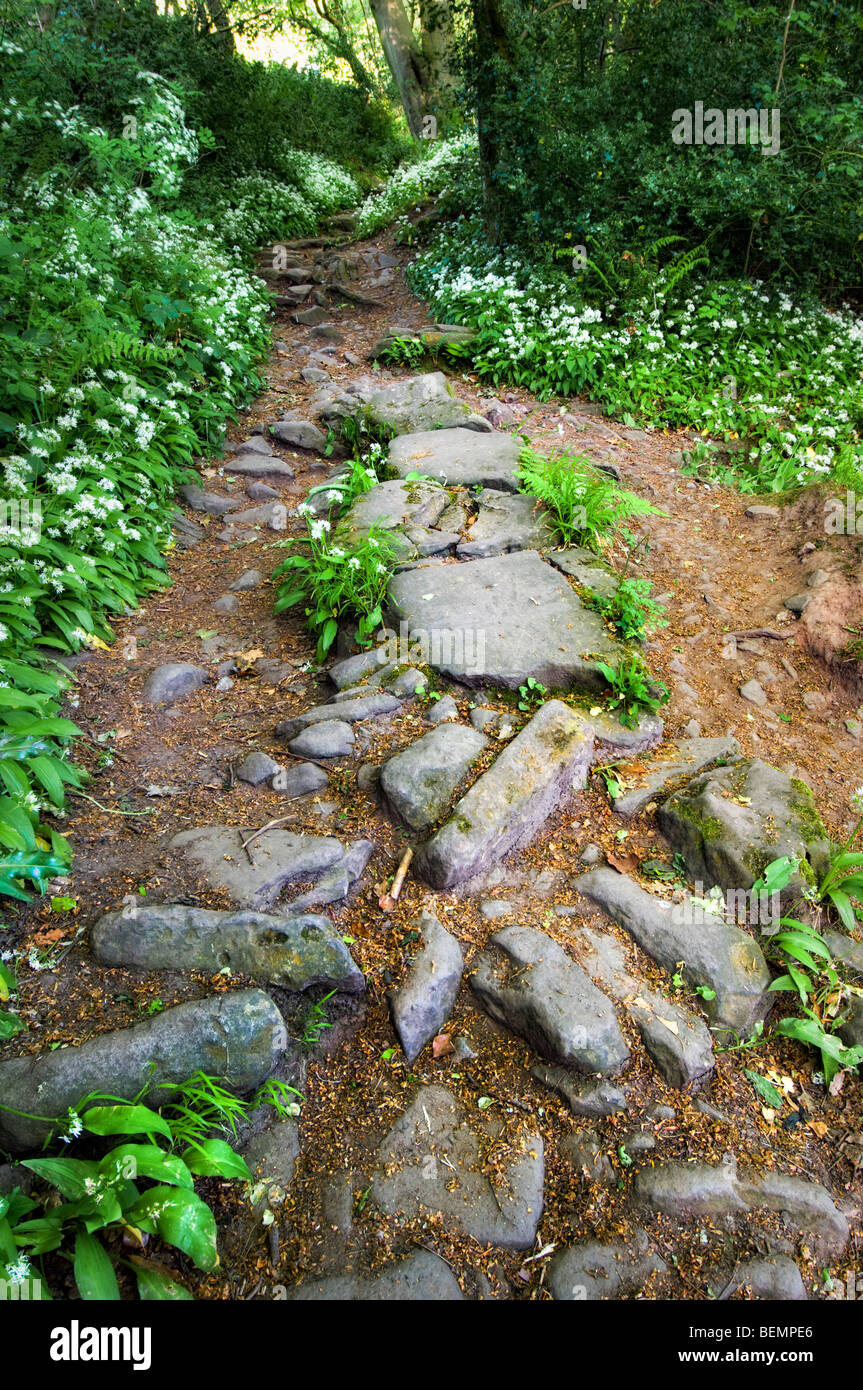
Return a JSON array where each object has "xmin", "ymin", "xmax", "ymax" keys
[
  {"xmin": 610, "ymin": 735, "xmax": 741, "ymax": 818},
  {"xmin": 91, "ymin": 904, "xmax": 364, "ymax": 994},
  {"xmin": 658, "ymin": 757, "xmax": 828, "ymax": 895},
  {"xmin": 169, "ymin": 826, "xmax": 369, "ymax": 911},
  {"xmin": 456, "ymin": 489, "xmax": 555, "ymax": 559},
  {"xmin": 319, "ymin": 371, "xmax": 491, "ymax": 437},
  {"xmin": 574, "ymin": 867, "xmax": 772, "ymax": 1038},
  {"xmin": 417, "ymin": 699, "xmax": 594, "ymax": 890},
  {"xmin": 633, "ymin": 1156, "xmax": 849, "ymax": 1259},
  {"xmin": 388, "ymin": 427, "xmax": 522, "ymax": 491},
  {"xmin": 285, "ymin": 1249, "xmax": 463, "ymax": 1301},
  {"xmin": 0, "ymin": 990, "xmax": 286, "ymax": 1153},
  {"xmin": 275, "ymin": 692, "xmax": 401, "ymax": 743},
  {"xmin": 369, "ymin": 1085, "xmax": 544, "ymax": 1250},
  {"xmin": 578, "ymin": 927, "xmax": 714, "ymax": 1089},
  {"xmin": 379, "ymin": 724, "xmax": 488, "ymax": 832},
  {"xmin": 386, "ymin": 549, "xmax": 623, "ymax": 691},
  {"xmin": 471, "ymin": 923, "xmax": 631, "ymax": 1075}
]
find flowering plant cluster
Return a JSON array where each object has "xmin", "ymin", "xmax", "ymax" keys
[
  {"xmin": 407, "ymin": 210, "xmax": 863, "ymax": 495},
  {"xmin": 356, "ymin": 134, "xmax": 477, "ymax": 237}
]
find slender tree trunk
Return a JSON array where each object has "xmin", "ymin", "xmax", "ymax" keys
[
  {"xmin": 471, "ymin": 0, "xmax": 514, "ymax": 240},
  {"xmin": 419, "ymin": 0, "xmax": 459, "ymax": 130},
  {"xmin": 369, "ymin": 0, "xmax": 430, "ymax": 137}
]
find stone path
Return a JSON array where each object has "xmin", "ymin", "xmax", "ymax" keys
[{"xmin": 4, "ymin": 228, "xmax": 862, "ymax": 1304}]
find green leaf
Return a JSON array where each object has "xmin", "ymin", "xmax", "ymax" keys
[
  {"xmin": 22, "ymin": 1157, "xmax": 100, "ymax": 1200},
  {"xmin": 181, "ymin": 1138, "xmax": 253, "ymax": 1182},
  {"xmin": 100, "ymin": 1144, "xmax": 193, "ymax": 1191},
  {"xmin": 134, "ymin": 1264, "xmax": 194, "ymax": 1300},
  {"xmin": 74, "ymin": 1230, "xmax": 120, "ymax": 1300},
  {"xmin": 82, "ymin": 1104, "xmax": 173, "ymax": 1142},
  {"xmin": 744, "ymin": 1069, "xmax": 784, "ymax": 1109},
  {"xmin": 125, "ymin": 1187, "xmax": 219, "ymax": 1271}
]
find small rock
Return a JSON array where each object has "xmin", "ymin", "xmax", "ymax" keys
[
  {"xmin": 530, "ymin": 1065, "xmax": 626, "ymax": 1117},
  {"xmin": 141, "ymin": 663, "xmax": 207, "ymax": 708},
  {"xmin": 288, "ymin": 721, "xmax": 355, "ymax": 758},
  {"xmin": 784, "ymin": 593, "xmax": 812, "ymax": 615},
  {"xmin": 745, "ymin": 505, "xmax": 780, "ymax": 519},
  {"xmin": 481, "ymin": 900, "xmax": 512, "ymax": 919},
  {"xmin": 214, "ymin": 593, "xmax": 239, "ymax": 614},
  {"xmin": 425, "ymin": 695, "xmax": 459, "ymax": 724},
  {"xmin": 229, "ymin": 569, "xmax": 263, "ymax": 592},
  {"xmin": 579, "ymin": 844, "xmax": 604, "ymax": 866},
  {"xmin": 272, "ymin": 763, "xmax": 329, "ymax": 799},
  {"xmin": 388, "ymin": 911, "xmax": 464, "ymax": 1063},
  {"xmin": 236, "ymin": 751, "xmax": 284, "ymax": 786},
  {"xmin": 246, "ymin": 481, "xmax": 280, "ymax": 500},
  {"xmin": 734, "ymin": 1256, "xmax": 807, "ymax": 1301},
  {"xmin": 272, "ymin": 420, "xmax": 328, "ymax": 452}
]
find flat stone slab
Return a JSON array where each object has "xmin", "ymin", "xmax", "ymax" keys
[
  {"xmin": 0, "ymin": 990, "xmax": 286, "ymax": 1152},
  {"xmin": 457, "ymin": 490, "xmax": 554, "ymax": 559},
  {"xmin": 286, "ymin": 1250, "xmax": 463, "ymax": 1301},
  {"xmin": 339, "ymin": 479, "xmax": 449, "ymax": 543},
  {"xmin": 658, "ymin": 757, "xmax": 829, "ymax": 892},
  {"xmin": 578, "ymin": 927, "xmax": 714, "ymax": 1089},
  {"xmin": 611, "ymin": 736, "xmax": 741, "ymax": 817},
  {"xmin": 471, "ymin": 924, "xmax": 630, "ymax": 1075},
  {"xmin": 417, "ymin": 700, "xmax": 593, "ymax": 890},
  {"xmin": 549, "ymin": 1231, "xmax": 667, "ymax": 1301},
  {"xmin": 323, "ymin": 372, "xmax": 491, "ymax": 437},
  {"xmin": 389, "ymin": 428, "xmax": 521, "ymax": 491},
  {"xmin": 170, "ymin": 826, "xmax": 345, "ymax": 909},
  {"xmin": 224, "ymin": 455, "xmax": 295, "ymax": 478},
  {"xmin": 275, "ymin": 692, "xmax": 400, "ymax": 743},
  {"xmin": 634, "ymin": 1157, "xmax": 848, "ymax": 1259},
  {"xmin": 389, "ymin": 910, "xmax": 464, "ymax": 1062},
  {"xmin": 575, "ymin": 868, "xmax": 772, "ymax": 1038},
  {"xmin": 380, "ymin": 724, "xmax": 487, "ymax": 831},
  {"xmin": 91, "ymin": 904, "xmax": 363, "ymax": 993},
  {"xmin": 371, "ymin": 1086, "xmax": 544, "ymax": 1249},
  {"xmin": 387, "ymin": 550, "xmax": 621, "ymax": 691},
  {"xmin": 547, "ymin": 548, "xmax": 619, "ymax": 598}
]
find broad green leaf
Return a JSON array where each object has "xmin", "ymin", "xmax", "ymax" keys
[
  {"xmin": 74, "ymin": 1230, "xmax": 120, "ymax": 1301},
  {"xmin": 181, "ymin": 1139, "xmax": 252, "ymax": 1182},
  {"xmin": 100, "ymin": 1144, "xmax": 193, "ymax": 1190},
  {"xmin": 744, "ymin": 1069, "xmax": 784, "ymax": 1109},
  {"xmin": 22, "ymin": 1157, "xmax": 101, "ymax": 1200},
  {"xmin": 82, "ymin": 1104, "xmax": 173, "ymax": 1142},
  {"xmin": 125, "ymin": 1187, "xmax": 219, "ymax": 1272}
]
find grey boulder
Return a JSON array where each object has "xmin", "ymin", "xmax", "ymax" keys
[{"xmin": 389, "ymin": 910, "xmax": 464, "ymax": 1062}]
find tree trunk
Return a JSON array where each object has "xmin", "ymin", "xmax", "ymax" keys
[
  {"xmin": 419, "ymin": 0, "xmax": 459, "ymax": 130},
  {"xmin": 471, "ymin": 0, "xmax": 514, "ymax": 240},
  {"xmin": 369, "ymin": 0, "xmax": 429, "ymax": 138}
]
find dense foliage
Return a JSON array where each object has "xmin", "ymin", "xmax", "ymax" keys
[{"xmin": 0, "ymin": 1, "xmax": 402, "ymax": 899}]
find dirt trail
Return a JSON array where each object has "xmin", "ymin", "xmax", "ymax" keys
[{"xmin": 4, "ymin": 227, "xmax": 862, "ymax": 1301}]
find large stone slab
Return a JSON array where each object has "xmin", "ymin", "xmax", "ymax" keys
[
  {"xmin": 634, "ymin": 1157, "xmax": 848, "ymax": 1259},
  {"xmin": 323, "ymin": 372, "xmax": 491, "ymax": 437},
  {"xmin": 417, "ymin": 700, "xmax": 593, "ymax": 890},
  {"xmin": 389, "ymin": 428, "xmax": 521, "ymax": 491},
  {"xmin": 387, "ymin": 550, "xmax": 621, "ymax": 691},
  {"xmin": 578, "ymin": 928, "xmax": 714, "ymax": 1089},
  {"xmin": 286, "ymin": 1250, "xmax": 463, "ymax": 1301},
  {"xmin": 0, "ymin": 991, "xmax": 286, "ymax": 1152},
  {"xmin": 371, "ymin": 1086, "xmax": 544, "ymax": 1249},
  {"xmin": 91, "ymin": 904, "xmax": 363, "ymax": 993},
  {"xmin": 658, "ymin": 758, "xmax": 829, "ymax": 892},
  {"xmin": 170, "ymin": 826, "xmax": 344, "ymax": 909},
  {"xmin": 380, "ymin": 724, "xmax": 487, "ymax": 831},
  {"xmin": 457, "ymin": 490, "xmax": 554, "ymax": 559},
  {"xmin": 611, "ymin": 736, "xmax": 740, "ymax": 818},
  {"xmin": 389, "ymin": 910, "xmax": 464, "ymax": 1062},
  {"xmin": 547, "ymin": 548, "xmax": 619, "ymax": 598},
  {"xmin": 575, "ymin": 868, "xmax": 772, "ymax": 1038},
  {"xmin": 471, "ymin": 924, "xmax": 630, "ymax": 1075}
]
